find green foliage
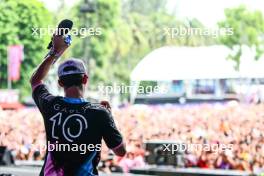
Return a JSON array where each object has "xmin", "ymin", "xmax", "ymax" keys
[
  {"xmin": 218, "ymin": 5, "xmax": 264, "ymax": 70},
  {"xmin": 0, "ymin": 0, "xmax": 216, "ymax": 100},
  {"xmin": 0, "ymin": 0, "xmax": 52, "ymax": 99},
  {"xmin": 70, "ymin": 0, "xmax": 214, "ymax": 94},
  {"xmin": 71, "ymin": 0, "xmax": 127, "ymax": 87}
]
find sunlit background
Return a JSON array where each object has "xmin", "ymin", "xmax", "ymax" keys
[{"xmin": 1, "ymin": 0, "xmax": 264, "ymax": 175}]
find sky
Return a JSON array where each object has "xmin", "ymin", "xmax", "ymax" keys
[
  {"xmin": 168, "ymin": 0, "xmax": 264, "ymax": 27},
  {"xmin": 41, "ymin": 0, "xmax": 264, "ymax": 27}
]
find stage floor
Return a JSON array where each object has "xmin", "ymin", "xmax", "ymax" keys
[{"xmin": 0, "ymin": 166, "xmax": 152, "ymax": 176}]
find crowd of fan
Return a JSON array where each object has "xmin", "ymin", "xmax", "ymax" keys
[{"xmin": 0, "ymin": 102, "xmax": 264, "ymax": 174}]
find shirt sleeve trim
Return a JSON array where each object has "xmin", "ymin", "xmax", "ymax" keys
[
  {"xmin": 111, "ymin": 142, "xmax": 124, "ymax": 151},
  {"xmin": 31, "ymin": 81, "xmax": 44, "ymax": 91}
]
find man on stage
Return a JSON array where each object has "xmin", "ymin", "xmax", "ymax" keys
[{"xmin": 30, "ymin": 34, "xmax": 126, "ymax": 176}]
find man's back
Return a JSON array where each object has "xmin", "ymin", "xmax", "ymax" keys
[
  {"xmin": 33, "ymin": 84, "xmax": 123, "ymax": 176},
  {"xmin": 30, "ymin": 35, "xmax": 125, "ymax": 176}
]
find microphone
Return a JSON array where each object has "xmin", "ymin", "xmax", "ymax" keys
[{"xmin": 47, "ymin": 19, "xmax": 73, "ymax": 49}]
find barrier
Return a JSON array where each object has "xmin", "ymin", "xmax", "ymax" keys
[
  {"xmin": 130, "ymin": 167, "xmax": 254, "ymax": 176},
  {"xmin": 0, "ymin": 166, "xmax": 154, "ymax": 176}
]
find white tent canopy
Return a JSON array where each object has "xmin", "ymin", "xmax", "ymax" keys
[{"xmin": 130, "ymin": 45, "xmax": 264, "ymax": 81}]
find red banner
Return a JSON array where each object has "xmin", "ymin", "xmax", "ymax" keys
[{"xmin": 8, "ymin": 45, "xmax": 23, "ymax": 81}]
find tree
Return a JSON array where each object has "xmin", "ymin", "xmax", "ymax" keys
[
  {"xmin": 70, "ymin": 0, "xmax": 214, "ymax": 97},
  {"xmin": 218, "ymin": 5, "xmax": 264, "ymax": 70},
  {"xmin": 71, "ymin": 0, "xmax": 126, "ymax": 88},
  {"xmin": 0, "ymin": 0, "xmax": 52, "ymax": 98}
]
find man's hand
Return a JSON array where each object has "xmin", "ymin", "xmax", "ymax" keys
[
  {"xmin": 51, "ymin": 34, "xmax": 69, "ymax": 58},
  {"xmin": 100, "ymin": 101, "xmax": 111, "ymax": 111}
]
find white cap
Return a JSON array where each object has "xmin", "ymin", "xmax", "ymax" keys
[{"xmin": 58, "ymin": 58, "xmax": 87, "ymax": 77}]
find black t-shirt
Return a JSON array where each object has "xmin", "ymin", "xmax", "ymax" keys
[{"xmin": 32, "ymin": 84, "xmax": 123, "ymax": 176}]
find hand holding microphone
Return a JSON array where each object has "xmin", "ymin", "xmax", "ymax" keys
[
  {"xmin": 47, "ymin": 19, "xmax": 73, "ymax": 49},
  {"xmin": 51, "ymin": 34, "xmax": 69, "ymax": 57},
  {"xmin": 47, "ymin": 19, "xmax": 73, "ymax": 63}
]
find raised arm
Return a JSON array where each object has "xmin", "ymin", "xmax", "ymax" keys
[{"xmin": 30, "ymin": 35, "xmax": 69, "ymax": 87}]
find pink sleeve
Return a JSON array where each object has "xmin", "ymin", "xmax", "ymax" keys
[
  {"xmin": 31, "ymin": 81, "xmax": 43, "ymax": 91},
  {"xmin": 111, "ymin": 142, "xmax": 124, "ymax": 151}
]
